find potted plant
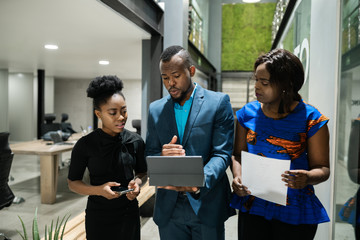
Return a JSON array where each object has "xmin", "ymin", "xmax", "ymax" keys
[{"xmin": 17, "ymin": 208, "xmax": 70, "ymax": 240}]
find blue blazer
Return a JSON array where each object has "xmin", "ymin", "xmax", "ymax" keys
[{"xmin": 145, "ymin": 85, "xmax": 235, "ymax": 227}]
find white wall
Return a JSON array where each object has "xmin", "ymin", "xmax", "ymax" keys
[
  {"xmin": 122, "ymin": 79, "xmax": 142, "ymax": 132},
  {"xmin": 54, "ymin": 78, "xmax": 93, "ymax": 132},
  {"xmin": 308, "ymin": 0, "xmax": 340, "ymax": 239},
  {"xmin": 9, "ymin": 73, "xmax": 37, "ymax": 141},
  {"xmin": 0, "ymin": 69, "xmax": 9, "ymax": 132},
  {"xmin": 54, "ymin": 78, "xmax": 141, "ymax": 134},
  {"xmin": 44, "ymin": 77, "xmax": 54, "ymax": 114}
]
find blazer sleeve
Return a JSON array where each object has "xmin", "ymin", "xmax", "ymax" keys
[
  {"xmin": 200, "ymin": 94, "xmax": 234, "ymax": 198},
  {"xmin": 134, "ymin": 138, "xmax": 147, "ymax": 174}
]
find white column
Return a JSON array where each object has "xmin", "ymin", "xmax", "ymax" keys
[
  {"xmin": 45, "ymin": 76, "xmax": 55, "ymax": 114},
  {"xmin": 9, "ymin": 73, "xmax": 36, "ymax": 141},
  {"xmin": 0, "ymin": 69, "xmax": 9, "ymax": 132},
  {"xmin": 161, "ymin": 0, "xmax": 189, "ymax": 49},
  {"xmin": 308, "ymin": 0, "xmax": 340, "ymax": 239},
  {"xmin": 208, "ymin": 0, "xmax": 223, "ymax": 91}
]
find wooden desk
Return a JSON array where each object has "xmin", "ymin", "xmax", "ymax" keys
[{"xmin": 10, "ymin": 134, "xmax": 82, "ymax": 204}]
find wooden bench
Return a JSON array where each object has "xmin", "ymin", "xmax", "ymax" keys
[{"xmin": 41, "ymin": 182, "xmax": 155, "ymax": 240}]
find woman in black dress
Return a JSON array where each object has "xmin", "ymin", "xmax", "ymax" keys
[{"xmin": 67, "ymin": 75, "xmax": 147, "ymax": 240}]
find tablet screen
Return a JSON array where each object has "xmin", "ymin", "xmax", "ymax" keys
[{"xmin": 146, "ymin": 156, "xmax": 204, "ymax": 187}]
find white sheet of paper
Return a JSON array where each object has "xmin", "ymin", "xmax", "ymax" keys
[{"xmin": 241, "ymin": 151, "xmax": 291, "ymax": 206}]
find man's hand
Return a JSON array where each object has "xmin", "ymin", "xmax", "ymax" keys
[
  {"xmin": 159, "ymin": 136, "xmax": 194, "ymax": 192},
  {"xmin": 161, "ymin": 136, "xmax": 185, "ymax": 156}
]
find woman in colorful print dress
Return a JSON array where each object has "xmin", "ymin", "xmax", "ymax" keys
[{"xmin": 231, "ymin": 49, "xmax": 330, "ymax": 240}]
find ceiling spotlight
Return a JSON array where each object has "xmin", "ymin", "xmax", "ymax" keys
[
  {"xmin": 99, "ymin": 60, "xmax": 110, "ymax": 65},
  {"xmin": 242, "ymin": 0, "xmax": 261, "ymax": 3},
  {"xmin": 44, "ymin": 44, "xmax": 58, "ymax": 50}
]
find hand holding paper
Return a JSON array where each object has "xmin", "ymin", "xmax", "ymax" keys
[
  {"xmin": 241, "ymin": 151, "xmax": 291, "ymax": 206},
  {"xmin": 232, "ymin": 176, "xmax": 251, "ymax": 197}
]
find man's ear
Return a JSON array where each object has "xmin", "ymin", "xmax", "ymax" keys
[{"xmin": 189, "ymin": 65, "xmax": 196, "ymax": 77}]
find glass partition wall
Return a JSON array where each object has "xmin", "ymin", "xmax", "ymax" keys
[
  {"xmin": 276, "ymin": 0, "xmax": 311, "ymax": 101},
  {"xmin": 335, "ymin": 0, "xmax": 360, "ymax": 239}
]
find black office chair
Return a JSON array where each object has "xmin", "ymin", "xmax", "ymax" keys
[
  {"xmin": 41, "ymin": 113, "xmax": 62, "ymax": 137},
  {"xmin": 60, "ymin": 113, "xmax": 76, "ymax": 134},
  {"xmin": 0, "ymin": 132, "xmax": 15, "ymax": 240},
  {"xmin": 132, "ymin": 119, "xmax": 141, "ymax": 135}
]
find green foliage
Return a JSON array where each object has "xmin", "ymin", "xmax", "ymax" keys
[
  {"xmin": 222, "ymin": 3, "xmax": 276, "ymax": 71},
  {"xmin": 32, "ymin": 209, "xmax": 40, "ymax": 240},
  {"xmin": 17, "ymin": 215, "xmax": 28, "ymax": 240},
  {"xmin": 17, "ymin": 208, "xmax": 70, "ymax": 240}
]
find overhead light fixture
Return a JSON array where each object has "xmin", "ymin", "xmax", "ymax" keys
[
  {"xmin": 242, "ymin": 0, "xmax": 261, "ymax": 3},
  {"xmin": 99, "ymin": 60, "xmax": 110, "ymax": 65},
  {"xmin": 44, "ymin": 44, "xmax": 58, "ymax": 50}
]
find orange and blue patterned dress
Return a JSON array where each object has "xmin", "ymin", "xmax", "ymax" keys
[{"xmin": 230, "ymin": 100, "xmax": 330, "ymax": 225}]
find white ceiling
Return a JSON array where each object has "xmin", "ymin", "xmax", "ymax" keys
[{"xmin": 0, "ymin": 0, "xmax": 151, "ymax": 80}]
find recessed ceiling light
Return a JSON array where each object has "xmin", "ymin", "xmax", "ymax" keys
[
  {"xmin": 242, "ymin": 0, "xmax": 261, "ymax": 3},
  {"xmin": 99, "ymin": 60, "xmax": 110, "ymax": 65},
  {"xmin": 44, "ymin": 44, "xmax": 58, "ymax": 50}
]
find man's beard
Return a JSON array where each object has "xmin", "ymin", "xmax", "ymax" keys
[
  {"xmin": 171, "ymin": 89, "xmax": 188, "ymax": 103},
  {"xmin": 170, "ymin": 82, "xmax": 193, "ymax": 103}
]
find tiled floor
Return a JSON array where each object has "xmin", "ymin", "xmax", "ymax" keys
[{"xmin": 0, "ymin": 152, "xmax": 355, "ymax": 240}]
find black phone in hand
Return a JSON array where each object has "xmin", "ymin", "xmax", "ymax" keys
[{"xmin": 111, "ymin": 186, "xmax": 134, "ymax": 195}]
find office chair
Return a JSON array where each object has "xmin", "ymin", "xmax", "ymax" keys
[
  {"xmin": 132, "ymin": 119, "xmax": 141, "ymax": 135},
  {"xmin": 0, "ymin": 132, "xmax": 15, "ymax": 240},
  {"xmin": 60, "ymin": 113, "xmax": 76, "ymax": 134},
  {"xmin": 41, "ymin": 113, "xmax": 62, "ymax": 137}
]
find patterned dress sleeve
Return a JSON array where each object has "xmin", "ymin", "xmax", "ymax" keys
[
  {"xmin": 236, "ymin": 105, "xmax": 247, "ymax": 129},
  {"xmin": 306, "ymin": 104, "xmax": 329, "ymax": 138}
]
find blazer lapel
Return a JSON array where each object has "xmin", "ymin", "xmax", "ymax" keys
[
  {"xmin": 182, "ymin": 86, "xmax": 204, "ymax": 147},
  {"xmin": 163, "ymin": 96, "xmax": 180, "ymax": 144}
]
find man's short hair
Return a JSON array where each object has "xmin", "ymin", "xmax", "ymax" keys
[{"xmin": 160, "ymin": 45, "xmax": 192, "ymax": 68}]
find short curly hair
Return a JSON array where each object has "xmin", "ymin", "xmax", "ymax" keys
[
  {"xmin": 160, "ymin": 45, "xmax": 192, "ymax": 69},
  {"xmin": 86, "ymin": 75, "xmax": 124, "ymax": 110}
]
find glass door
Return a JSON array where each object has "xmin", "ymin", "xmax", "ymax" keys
[{"xmin": 334, "ymin": 0, "xmax": 360, "ymax": 239}]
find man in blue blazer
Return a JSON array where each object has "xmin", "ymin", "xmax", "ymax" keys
[{"xmin": 145, "ymin": 45, "xmax": 235, "ymax": 240}]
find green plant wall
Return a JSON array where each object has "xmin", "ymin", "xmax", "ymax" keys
[{"xmin": 222, "ymin": 3, "xmax": 276, "ymax": 71}]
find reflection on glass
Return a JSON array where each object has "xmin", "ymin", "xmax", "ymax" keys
[
  {"xmin": 277, "ymin": 0, "xmax": 311, "ymax": 101},
  {"xmin": 189, "ymin": 0, "xmax": 204, "ymax": 53},
  {"xmin": 336, "ymin": 0, "xmax": 360, "ymax": 239},
  {"xmin": 341, "ymin": 1, "xmax": 360, "ymax": 54}
]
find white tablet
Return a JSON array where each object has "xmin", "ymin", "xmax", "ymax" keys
[{"xmin": 146, "ymin": 156, "xmax": 204, "ymax": 187}]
